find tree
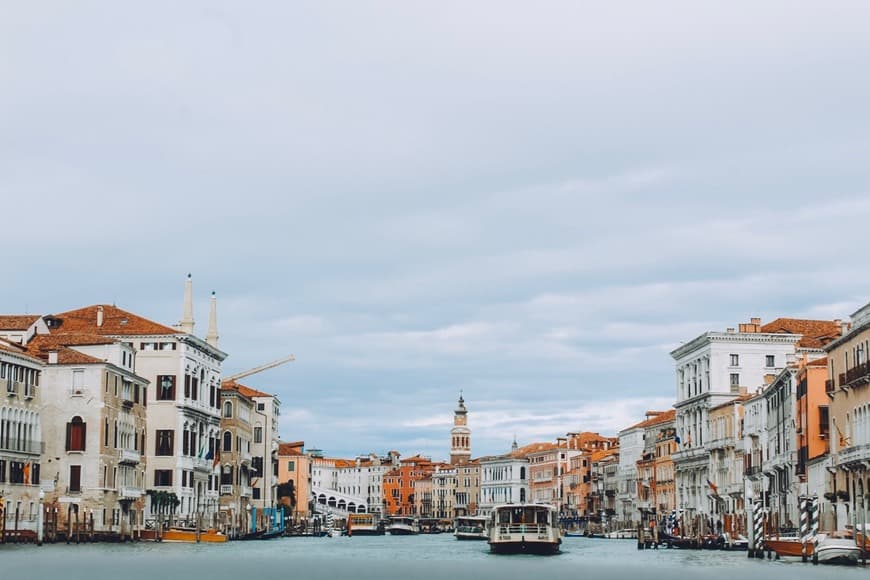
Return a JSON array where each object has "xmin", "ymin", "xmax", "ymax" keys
[{"xmin": 276, "ymin": 480, "xmax": 296, "ymax": 508}]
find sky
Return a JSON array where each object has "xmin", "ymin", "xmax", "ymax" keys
[{"xmin": 2, "ymin": 1, "xmax": 870, "ymax": 460}]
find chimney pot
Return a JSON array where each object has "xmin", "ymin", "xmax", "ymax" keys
[
  {"xmin": 726, "ymin": 328, "xmax": 735, "ymax": 334},
  {"xmin": 48, "ymin": 350, "xmax": 58, "ymax": 364},
  {"xmin": 96, "ymin": 306, "xmax": 104, "ymax": 328},
  {"xmin": 751, "ymin": 317, "xmax": 761, "ymax": 325}
]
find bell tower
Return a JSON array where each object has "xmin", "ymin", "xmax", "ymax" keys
[{"xmin": 450, "ymin": 393, "xmax": 471, "ymax": 465}]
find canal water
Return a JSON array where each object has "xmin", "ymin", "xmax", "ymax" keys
[{"xmin": 2, "ymin": 535, "xmax": 866, "ymax": 580}]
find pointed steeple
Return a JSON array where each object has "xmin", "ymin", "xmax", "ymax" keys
[
  {"xmin": 511, "ymin": 435, "xmax": 518, "ymax": 452},
  {"xmin": 206, "ymin": 290, "xmax": 219, "ymax": 347},
  {"xmin": 179, "ymin": 273, "xmax": 195, "ymax": 334}
]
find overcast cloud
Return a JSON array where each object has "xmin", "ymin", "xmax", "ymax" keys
[{"xmin": 2, "ymin": 1, "xmax": 869, "ymax": 459}]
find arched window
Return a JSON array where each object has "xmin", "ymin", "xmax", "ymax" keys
[
  {"xmin": 223, "ymin": 431, "xmax": 232, "ymax": 452},
  {"xmin": 520, "ymin": 488, "xmax": 526, "ymax": 502},
  {"xmin": 223, "ymin": 401, "xmax": 232, "ymax": 418},
  {"xmin": 519, "ymin": 466, "xmax": 526, "ymax": 480},
  {"xmin": 66, "ymin": 416, "xmax": 86, "ymax": 452}
]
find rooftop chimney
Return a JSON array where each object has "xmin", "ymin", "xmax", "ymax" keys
[
  {"xmin": 48, "ymin": 350, "xmax": 58, "ymax": 364},
  {"xmin": 96, "ymin": 306, "xmax": 104, "ymax": 327},
  {"xmin": 750, "ymin": 317, "xmax": 761, "ymax": 325},
  {"xmin": 726, "ymin": 327, "xmax": 735, "ymax": 334},
  {"xmin": 179, "ymin": 274, "xmax": 195, "ymax": 334}
]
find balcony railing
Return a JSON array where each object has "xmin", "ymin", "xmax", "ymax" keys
[
  {"xmin": 24, "ymin": 383, "xmax": 37, "ymax": 399},
  {"xmin": 6, "ymin": 380, "xmax": 22, "ymax": 396},
  {"xmin": 845, "ymin": 362, "xmax": 870, "ymax": 386},
  {"xmin": 837, "ymin": 443, "xmax": 870, "ymax": 466},
  {"xmin": 0, "ymin": 439, "xmax": 44, "ymax": 454},
  {"xmin": 119, "ymin": 449, "xmax": 141, "ymax": 464},
  {"xmin": 119, "ymin": 486, "xmax": 143, "ymax": 500},
  {"xmin": 220, "ymin": 484, "xmax": 233, "ymax": 495},
  {"xmin": 839, "ymin": 373, "xmax": 847, "ymax": 387},
  {"xmin": 826, "ymin": 379, "xmax": 835, "ymax": 394}
]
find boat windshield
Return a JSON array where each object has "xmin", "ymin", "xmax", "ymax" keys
[{"xmin": 497, "ymin": 507, "xmax": 550, "ymax": 525}]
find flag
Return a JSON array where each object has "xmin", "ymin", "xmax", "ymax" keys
[
  {"xmin": 23, "ymin": 463, "xmax": 31, "ymax": 485},
  {"xmin": 674, "ymin": 435, "xmax": 681, "ymax": 445},
  {"xmin": 198, "ymin": 440, "xmax": 206, "ymax": 459},
  {"xmin": 706, "ymin": 478, "xmax": 719, "ymax": 497}
]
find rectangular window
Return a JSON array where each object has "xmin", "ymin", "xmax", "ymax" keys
[
  {"xmin": 154, "ymin": 469, "xmax": 173, "ymax": 487},
  {"xmin": 157, "ymin": 375, "xmax": 176, "ymax": 401},
  {"xmin": 72, "ymin": 370, "xmax": 85, "ymax": 394},
  {"xmin": 766, "ymin": 355, "xmax": 775, "ymax": 367},
  {"xmin": 156, "ymin": 430, "xmax": 174, "ymax": 456},
  {"xmin": 730, "ymin": 354, "xmax": 739, "ymax": 366},
  {"xmin": 254, "ymin": 427, "xmax": 263, "ymax": 444},
  {"xmin": 257, "ymin": 403, "xmax": 265, "ymax": 411},
  {"xmin": 191, "ymin": 377, "xmax": 199, "ymax": 401},
  {"xmin": 819, "ymin": 406, "xmax": 830, "ymax": 437},
  {"xmin": 730, "ymin": 373, "xmax": 740, "ymax": 386},
  {"xmin": 287, "ymin": 460, "xmax": 295, "ymax": 472},
  {"xmin": 184, "ymin": 374, "xmax": 191, "ymax": 399},
  {"xmin": 252, "ymin": 487, "xmax": 261, "ymax": 500},
  {"xmin": 69, "ymin": 465, "xmax": 82, "ymax": 493},
  {"xmin": 66, "ymin": 419, "xmax": 87, "ymax": 452}
]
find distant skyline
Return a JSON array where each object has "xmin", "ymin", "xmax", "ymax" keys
[{"xmin": 3, "ymin": 2, "xmax": 870, "ymax": 459}]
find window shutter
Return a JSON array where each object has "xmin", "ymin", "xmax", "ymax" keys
[{"xmin": 66, "ymin": 422, "xmax": 71, "ymax": 451}]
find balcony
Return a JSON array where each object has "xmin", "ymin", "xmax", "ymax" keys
[
  {"xmin": 118, "ymin": 486, "xmax": 143, "ymax": 500},
  {"xmin": 240, "ymin": 486, "xmax": 253, "ymax": 497},
  {"xmin": 119, "ymin": 449, "xmax": 141, "ymax": 465},
  {"xmin": 837, "ymin": 443, "xmax": 870, "ymax": 468},
  {"xmin": 24, "ymin": 383, "xmax": 37, "ymax": 400},
  {"xmin": 241, "ymin": 450, "xmax": 252, "ymax": 465},
  {"xmin": 220, "ymin": 484, "xmax": 234, "ymax": 496},
  {"xmin": 6, "ymin": 380, "xmax": 22, "ymax": 396},
  {"xmin": 845, "ymin": 362, "xmax": 870, "ymax": 387},
  {"xmin": 825, "ymin": 379, "xmax": 835, "ymax": 394}
]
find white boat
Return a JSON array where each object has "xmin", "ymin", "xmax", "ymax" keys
[
  {"xmin": 488, "ymin": 504, "xmax": 561, "ymax": 555},
  {"xmin": 605, "ymin": 528, "xmax": 638, "ymax": 539},
  {"xmin": 387, "ymin": 516, "xmax": 419, "ymax": 535},
  {"xmin": 814, "ymin": 533, "xmax": 860, "ymax": 565},
  {"xmin": 454, "ymin": 516, "xmax": 488, "ymax": 541}
]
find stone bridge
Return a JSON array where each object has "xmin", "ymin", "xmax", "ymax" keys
[{"xmin": 310, "ymin": 486, "xmax": 370, "ymax": 518}]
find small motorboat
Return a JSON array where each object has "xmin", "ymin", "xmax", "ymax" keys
[
  {"xmin": 454, "ymin": 516, "xmax": 488, "ymax": 540},
  {"xmin": 814, "ymin": 533, "xmax": 860, "ymax": 565},
  {"xmin": 605, "ymin": 528, "xmax": 637, "ymax": 539},
  {"xmin": 765, "ymin": 536, "xmax": 813, "ymax": 559}
]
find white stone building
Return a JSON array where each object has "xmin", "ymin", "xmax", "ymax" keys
[
  {"xmin": 47, "ymin": 277, "xmax": 228, "ymax": 525},
  {"xmin": 30, "ymin": 333, "xmax": 148, "ymax": 538},
  {"xmin": 0, "ymin": 335, "xmax": 44, "ymax": 536},
  {"xmin": 478, "ymin": 442, "xmax": 531, "ymax": 516}
]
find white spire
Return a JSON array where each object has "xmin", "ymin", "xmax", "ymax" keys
[
  {"xmin": 180, "ymin": 273, "xmax": 195, "ymax": 334},
  {"xmin": 206, "ymin": 290, "xmax": 219, "ymax": 347}
]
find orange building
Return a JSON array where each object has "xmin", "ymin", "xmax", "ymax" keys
[
  {"xmin": 277, "ymin": 441, "xmax": 310, "ymax": 521},
  {"xmin": 563, "ymin": 433, "xmax": 618, "ymax": 520},
  {"xmin": 632, "ymin": 410, "xmax": 676, "ymax": 524},
  {"xmin": 383, "ymin": 455, "xmax": 436, "ymax": 515}
]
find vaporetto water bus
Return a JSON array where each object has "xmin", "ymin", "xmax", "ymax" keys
[
  {"xmin": 347, "ymin": 513, "xmax": 385, "ymax": 536},
  {"xmin": 454, "ymin": 515, "xmax": 488, "ymax": 540},
  {"xmin": 488, "ymin": 504, "xmax": 561, "ymax": 554},
  {"xmin": 387, "ymin": 516, "xmax": 420, "ymax": 535}
]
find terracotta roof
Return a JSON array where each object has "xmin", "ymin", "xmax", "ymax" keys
[
  {"xmin": 512, "ymin": 442, "xmax": 556, "ymax": 458},
  {"xmin": 48, "ymin": 305, "xmax": 179, "ymax": 337},
  {"xmin": 710, "ymin": 395, "xmax": 751, "ymax": 411},
  {"xmin": 0, "ymin": 315, "xmax": 41, "ymax": 330},
  {"xmin": 627, "ymin": 410, "xmax": 677, "ymax": 431},
  {"xmin": 760, "ymin": 318, "xmax": 842, "ymax": 349},
  {"xmin": 221, "ymin": 379, "xmax": 273, "ymax": 399},
  {"xmin": 807, "ymin": 357, "xmax": 828, "ymax": 367},
  {"xmin": 590, "ymin": 448, "xmax": 619, "ymax": 462},
  {"xmin": 0, "ymin": 341, "xmax": 44, "ymax": 364},
  {"xmin": 26, "ymin": 336, "xmax": 105, "ymax": 365},
  {"xmin": 277, "ymin": 441, "xmax": 305, "ymax": 456},
  {"xmin": 39, "ymin": 333, "xmax": 117, "ymax": 347}
]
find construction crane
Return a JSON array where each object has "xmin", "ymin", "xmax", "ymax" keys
[{"xmin": 223, "ymin": 354, "xmax": 296, "ymax": 382}]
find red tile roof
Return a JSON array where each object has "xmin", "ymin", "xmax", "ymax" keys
[
  {"xmin": 221, "ymin": 379, "xmax": 273, "ymax": 399},
  {"xmin": 511, "ymin": 442, "xmax": 557, "ymax": 458},
  {"xmin": 49, "ymin": 305, "xmax": 179, "ymax": 336},
  {"xmin": 760, "ymin": 318, "xmax": 842, "ymax": 349},
  {"xmin": 626, "ymin": 410, "xmax": 677, "ymax": 430},
  {"xmin": 0, "ymin": 315, "xmax": 41, "ymax": 330},
  {"xmin": 26, "ymin": 335, "xmax": 105, "ymax": 365}
]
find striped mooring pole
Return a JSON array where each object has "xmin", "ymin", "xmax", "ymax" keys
[
  {"xmin": 753, "ymin": 499, "xmax": 765, "ymax": 558},
  {"xmin": 799, "ymin": 496, "xmax": 809, "ymax": 562}
]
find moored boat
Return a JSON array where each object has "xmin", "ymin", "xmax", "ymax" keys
[
  {"xmin": 764, "ymin": 536, "xmax": 813, "ymax": 559},
  {"xmin": 814, "ymin": 533, "xmax": 860, "ymax": 565},
  {"xmin": 387, "ymin": 516, "xmax": 419, "ymax": 535},
  {"xmin": 605, "ymin": 528, "xmax": 637, "ymax": 540},
  {"xmin": 454, "ymin": 516, "xmax": 488, "ymax": 540},
  {"xmin": 139, "ymin": 527, "xmax": 228, "ymax": 543},
  {"xmin": 487, "ymin": 504, "xmax": 561, "ymax": 555},
  {"xmin": 347, "ymin": 513, "xmax": 385, "ymax": 536}
]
